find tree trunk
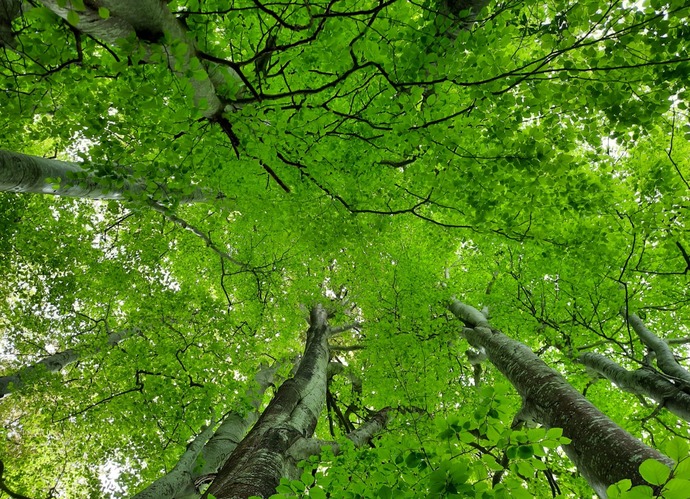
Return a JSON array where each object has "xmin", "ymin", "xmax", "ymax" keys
[
  {"xmin": 131, "ymin": 363, "xmax": 279, "ymax": 499},
  {"xmin": 136, "ymin": 340, "xmax": 387, "ymax": 499},
  {"xmin": 449, "ymin": 300, "xmax": 674, "ymax": 498},
  {"xmin": 40, "ymin": 0, "xmax": 240, "ymax": 118},
  {"xmin": 0, "ymin": 149, "xmax": 207, "ymax": 202},
  {"xmin": 203, "ymin": 306, "xmax": 385, "ymax": 499},
  {"xmin": 0, "ymin": 329, "xmax": 136, "ymax": 398},
  {"xmin": 578, "ymin": 352, "xmax": 690, "ymax": 422},
  {"xmin": 622, "ymin": 310, "xmax": 690, "ymax": 389},
  {"xmin": 204, "ymin": 305, "xmax": 333, "ymax": 499}
]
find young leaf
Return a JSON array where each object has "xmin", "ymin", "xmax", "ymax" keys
[{"xmin": 639, "ymin": 459, "xmax": 671, "ymax": 486}]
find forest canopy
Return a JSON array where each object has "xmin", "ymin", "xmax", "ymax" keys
[{"xmin": 0, "ymin": 0, "xmax": 689, "ymax": 498}]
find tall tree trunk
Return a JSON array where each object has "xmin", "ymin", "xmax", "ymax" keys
[
  {"xmin": 448, "ymin": 300, "xmax": 674, "ymax": 498},
  {"xmin": 578, "ymin": 352, "xmax": 690, "ymax": 422},
  {"xmin": 0, "ymin": 149, "xmax": 207, "ymax": 202},
  {"xmin": 202, "ymin": 306, "xmax": 385, "ymax": 499},
  {"xmin": 0, "ymin": 329, "xmax": 136, "ymax": 398},
  {"xmin": 132, "ymin": 364, "xmax": 279, "ymax": 499},
  {"xmin": 204, "ymin": 305, "xmax": 334, "ymax": 499},
  {"xmin": 135, "ymin": 348, "xmax": 388, "ymax": 499}
]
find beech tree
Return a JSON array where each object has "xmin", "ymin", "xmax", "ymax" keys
[
  {"xmin": 448, "ymin": 300, "xmax": 675, "ymax": 497},
  {"xmin": 1, "ymin": 0, "xmax": 689, "ymax": 498}
]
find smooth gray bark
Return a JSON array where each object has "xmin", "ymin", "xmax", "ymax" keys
[
  {"xmin": 578, "ymin": 352, "xmax": 690, "ymax": 422},
  {"xmin": 287, "ymin": 408, "xmax": 389, "ymax": 461},
  {"xmin": 622, "ymin": 310, "xmax": 690, "ymax": 389},
  {"xmin": 449, "ymin": 300, "xmax": 674, "ymax": 498},
  {"xmin": 0, "ymin": 149, "xmax": 207, "ymax": 202},
  {"xmin": 204, "ymin": 307, "xmax": 377, "ymax": 499},
  {"xmin": 0, "ymin": 329, "xmax": 135, "ymax": 398},
  {"xmin": 132, "ymin": 363, "xmax": 278, "ymax": 499},
  {"xmin": 40, "ymin": 0, "xmax": 240, "ymax": 118},
  {"xmin": 132, "ymin": 423, "xmax": 218, "ymax": 499}
]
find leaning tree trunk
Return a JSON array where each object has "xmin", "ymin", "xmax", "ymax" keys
[
  {"xmin": 0, "ymin": 149, "xmax": 207, "ymax": 202},
  {"xmin": 0, "ymin": 329, "xmax": 137, "ymax": 399},
  {"xmin": 622, "ymin": 309, "xmax": 690, "ymax": 389},
  {"xmin": 449, "ymin": 300, "xmax": 674, "ymax": 498},
  {"xmin": 578, "ymin": 352, "xmax": 690, "ymax": 422},
  {"xmin": 202, "ymin": 305, "xmax": 386, "ymax": 499}
]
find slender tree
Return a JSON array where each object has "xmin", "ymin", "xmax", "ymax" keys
[{"xmin": 622, "ymin": 310, "xmax": 690, "ymax": 389}]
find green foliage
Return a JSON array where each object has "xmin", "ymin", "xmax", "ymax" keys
[
  {"xmin": 0, "ymin": 0, "xmax": 689, "ymax": 497},
  {"xmin": 607, "ymin": 447, "xmax": 690, "ymax": 499}
]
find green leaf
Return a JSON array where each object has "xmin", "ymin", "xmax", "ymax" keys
[
  {"xmin": 377, "ymin": 485, "xmax": 392, "ymax": 499},
  {"xmin": 301, "ymin": 471, "xmax": 314, "ymax": 487},
  {"xmin": 661, "ymin": 478, "xmax": 690, "ymax": 499},
  {"xmin": 674, "ymin": 457, "xmax": 690, "ymax": 479},
  {"xmin": 98, "ymin": 7, "xmax": 110, "ymax": 19},
  {"xmin": 66, "ymin": 9, "xmax": 80, "ymax": 25},
  {"xmin": 639, "ymin": 459, "xmax": 671, "ymax": 486},
  {"xmin": 665, "ymin": 438, "xmax": 689, "ymax": 462},
  {"xmin": 607, "ymin": 479, "xmax": 633, "ymax": 498},
  {"xmin": 527, "ymin": 428, "xmax": 545, "ymax": 441},
  {"xmin": 309, "ymin": 487, "xmax": 328, "ymax": 499},
  {"xmin": 546, "ymin": 427, "xmax": 563, "ymax": 439},
  {"xmin": 625, "ymin": 485, "xmax": 654, "ymax": 498},
  {"xmin": 437, "ymin": 428, "xmax": 455, "ymax": 440},
  {"xmin": 404, "ymin": 452, "xmax": 422, "ymax": 468}
]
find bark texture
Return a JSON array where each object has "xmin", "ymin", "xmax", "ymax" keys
[
  {"xmin": 205, "ymin": 305, "xmax": 333, "ymax": 499},
  {"xmin": 449, "ymin": 300, "xmax": 674, "ymax": 498},
  {"xmin": 0, "ymin": 149, "xmax": 207, "ymax": 202},
  {"xmin": 622, "ymin": 310, "xmax": 690, "ymax": 389},
  {"xmin": 132, "ymin": 364, "xmax": 279, "ymax": 499},
  {"xmin": 578, "ymin": 352, "xmax": 690, "ymax": 422},
  {"xmin": 0, "ymin": 329, "xmax": 135, "ymax": 398}
]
